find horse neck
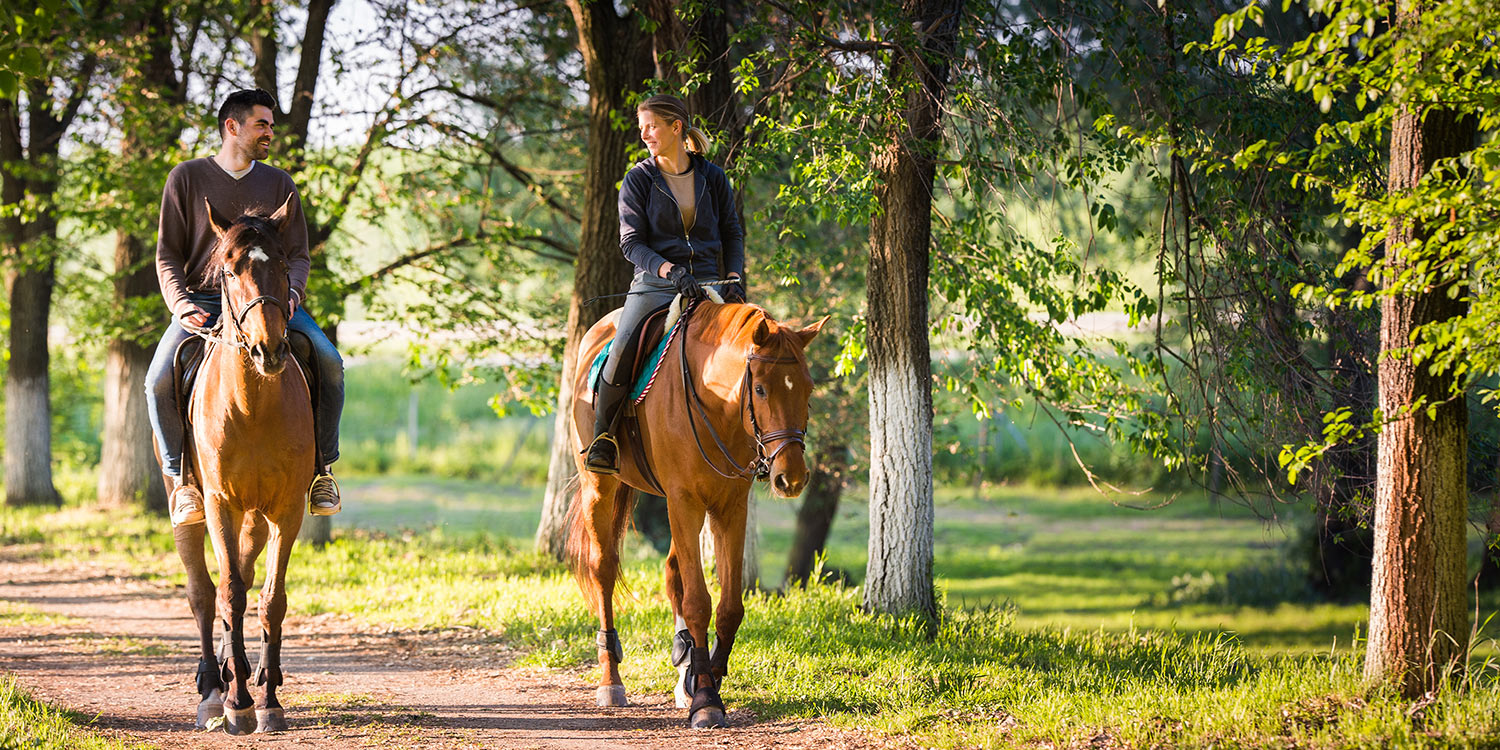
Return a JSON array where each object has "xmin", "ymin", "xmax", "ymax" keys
[
  {"xmin": 203, "ymin": 343, "xmax": 295, "ymax": 417},
  {"xmin": 683, "ymin": 310, "xmax": 757, "ymax": 437}
]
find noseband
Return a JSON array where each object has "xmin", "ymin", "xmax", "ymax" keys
[
  {"xmin": 680, "ymin": 311, "xmax": 808, "ymax": 481},
  {"xmin": 220, "ymin": 268, "xmax": 291, "ymax": 346},
  {"xmin": 180, "ymin": 267, "xmax": 291, "ymax": 351}
]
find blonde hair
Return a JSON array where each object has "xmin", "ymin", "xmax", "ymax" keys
[{"xmin": 639, "ymin": 94, "xmax": 711, "ymax": 154}]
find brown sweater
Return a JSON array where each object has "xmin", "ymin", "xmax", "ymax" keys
[{"xmin": 155, "ymin": 158, "xmax": 311, "ymax": 316}]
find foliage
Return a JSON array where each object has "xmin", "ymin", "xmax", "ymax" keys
[{"xmin": 1200, "ymin": 0, "xmax": 1500, "ymax": 480}]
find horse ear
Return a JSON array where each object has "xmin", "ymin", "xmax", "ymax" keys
[
  {"xmin": 203, "ymin": 197, "xmax": 230, "ymax": 240},
  {"xmin": 794, "ymin": 315, "xmax": 830, "ymax": 347},
  {"xmin": 752, "ymin": 318, "xmax": 773, "ymax": 346},
  {"xmin": 268, "ymin": 193, "xmax": 296, "ymax": 232}
]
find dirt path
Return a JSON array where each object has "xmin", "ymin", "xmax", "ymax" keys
[{"xmin": 0, "ymin": 558, "xmax": 901, "ymax": 749}]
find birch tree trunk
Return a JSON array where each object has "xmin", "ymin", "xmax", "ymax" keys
[
  {"xmin": 1364, "ymin": 3, "xmax": 1475, "ymax": 694},
  {"xmin": 535, "ymin": 0, "xmax": 650, "ymax": 557},
  {"xmin": 862, "ymin": 0, "xmax": 962, "ymax": 626},
  {"xmin": 1, "ymin": 94, "xmax": 61, "ymax": 507}
]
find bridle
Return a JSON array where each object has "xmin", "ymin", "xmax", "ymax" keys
[
  {"xmin": 181, "ymin": 265, "xmax": 291, "ymax": 351},
  {"xmin": 680, "ymin": 307, "xmax": 808, "ymax": 481}
]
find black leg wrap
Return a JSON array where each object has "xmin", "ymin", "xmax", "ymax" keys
[
  {"xmin": 671, "ymin": 629, "xmax": 694, "ymax": 667},
  {"xmin": 709, "ymin": 636, "xmax": 731, "ymax": 678},
  {"xmin": 195, "ymin": 657, "xmax": 221, "ymax": 696},
  {"xmin": 596, "ymin": 628, "xmax": 624, "ymax": 664},
  {"xmin": 689, "ymin": 646, "xmax": 711, "ymax": 680}
]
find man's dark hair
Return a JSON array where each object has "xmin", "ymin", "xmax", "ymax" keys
[{"xmin": 217, "ymin": 89, "xmax": 277, "ymax": 138}]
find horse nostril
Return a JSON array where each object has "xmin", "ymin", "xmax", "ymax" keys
[
  {"xmin": 775, "ymin": 474, "xmax": 791, "ymax": 494},
  {"xmin": 250, "ymin": 343, "xmax": 266, "ymax": 361}
]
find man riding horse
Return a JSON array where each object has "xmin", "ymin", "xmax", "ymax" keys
[{"xmin": 146, "ymin": 88, "xmax": 344, "ymax": 525}]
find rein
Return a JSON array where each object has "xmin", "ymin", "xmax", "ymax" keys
[{"xmin": 679, "ymin": 305, "xmax": 807, "ymax": 481}]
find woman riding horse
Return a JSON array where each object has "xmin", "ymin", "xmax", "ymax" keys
[
  {"xmin": 570, "ymin": 94, "xmax": 827, "ymax": 729},
  {"xmin": 582, "ymin": 94, "xmax": 745, "ymax": 475}
]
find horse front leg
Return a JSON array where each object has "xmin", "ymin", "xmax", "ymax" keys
[
  {"xmin": 207, "ymin": 503, "xmax": 256, "ymax": 735},
  {"xmin": 705, "ymin": 498, "xmax": 749, "ymax": 721},
  {"xmin": 663, "ymin": 498, "xmax": 723, "ymax": 728},
  {"xmin": 252, "ymin": 515, "xmax": 298, "ymax": 733},
  {"xmin": 173, "ymin": 522, "xmax": 223, "ymax": 729}
]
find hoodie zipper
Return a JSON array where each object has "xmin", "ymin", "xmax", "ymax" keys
[{"xmin": 653, "ymin": 162, "xmax": 708, "ymax": 277}]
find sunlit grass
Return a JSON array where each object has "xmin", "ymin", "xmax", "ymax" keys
[
  {"xmin": 8, "ymin": 479, "xmax": 1500, "ymax": 746},
  {"xmin": 0, "ymin": 675, "xmax": 153, "ymax": 750},
  {"xmin": 0, "ymin": 600, "xmax": 78, "ymax": 628}
]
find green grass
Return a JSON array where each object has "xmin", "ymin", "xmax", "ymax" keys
[
  {"xmin": 0, "ymin": 675, "xmax": 154, "ymax": 750},
  {"xmin": 7, "ymin": 484, "xmax": 1500, "ymax": 747},
  {"xmin": 0, "ymin": 601, "xmax": 77, "ymax": 628}
]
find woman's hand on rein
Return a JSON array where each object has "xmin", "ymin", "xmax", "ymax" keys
[{"xmin": 667, "ymin": 265, "xmax": 707, "ymax": 300}]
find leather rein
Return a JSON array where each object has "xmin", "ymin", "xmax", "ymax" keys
[{"xmin": 679, "ymin": 305, "xmax": 807, "ymax": 481}]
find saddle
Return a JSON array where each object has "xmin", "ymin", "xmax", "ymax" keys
[
  {"xmin": 172, "ymin": 331, "xmax": 325, "ymax": 468},
  {"xmin": 587, "ymin": 305, "xmax": 676, "ymax": 406},
  {"xmin": 587, "ymin": 303, "xmax": 695, "ymax": 495}
]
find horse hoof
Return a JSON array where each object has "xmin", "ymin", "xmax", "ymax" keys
[
  {"xmin": 255, "ymin": 707, "xmax": 287, "ymax": 733},
  {"xmin": 222, "ymin": 705, "xmax": 257, "ymax": 735},
  {"xmin": 689, "ymin": 705, "xmax": 728, "ymax": 729},
  {"xmin": 674, "ymin": 666, "xmax": 691, "ymax": 708},
  {"xmin": 595, "ymin": 685, "xmax": 628, "ymax": 707},
  {"xmin": 195, "ymin": 690, "xmax": 224, "ymax": 730}
]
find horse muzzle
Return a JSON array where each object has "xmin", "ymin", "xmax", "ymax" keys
[
  {"xmin": 768, "ymin": 447, "xmax": 809, "ymax": 499},
  {"xmin": 249, "ymin": 341, "xmax": 289, "ymax": 376}
]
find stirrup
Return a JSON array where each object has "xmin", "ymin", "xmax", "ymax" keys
[
  {"xmin": 584, "ymin": 433, "xmax": 620, "ymax": 476},
  {"xmin": 307, "ymin": 473, "xmax": 341, "ymax": 516},
  {"xmin": 171, "ymin": 482, "xmax": 206, "ymax": 527}
]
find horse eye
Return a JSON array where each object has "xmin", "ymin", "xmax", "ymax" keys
[{"xmin": 754, "ymin": 384, "xmax": 766, "ymax": 397}]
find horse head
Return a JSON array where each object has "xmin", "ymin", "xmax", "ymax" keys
[
  {"xmin": 745, "ymin": 313, "xmax": 828, "ymax": 498},
  {"xmin": 204, "ymin": 195, "xmax": 296, "ymax": 377}
]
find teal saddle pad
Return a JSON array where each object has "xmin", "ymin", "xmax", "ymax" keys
[{"xmin": 587, "ymin": 316, "xmax": 680, "ymax": 403}]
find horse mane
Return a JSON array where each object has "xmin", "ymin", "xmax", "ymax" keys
[{"xmin": 691, "ymin": 303, "xmax": 809, "ymax": 366}]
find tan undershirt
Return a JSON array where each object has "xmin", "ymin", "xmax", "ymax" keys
[{"xmin": 663, "ymin": 168, "xmax": 696, "ymax": 232}]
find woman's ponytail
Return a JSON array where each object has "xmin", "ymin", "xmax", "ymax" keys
[{"xmin": 684, "ymin": 126, "xmax": 711, "ymax": 154}]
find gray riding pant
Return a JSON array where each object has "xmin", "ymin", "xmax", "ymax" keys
[{"xmin": 600, "ymin": 270, "xmax": 714, "ymax": 385}]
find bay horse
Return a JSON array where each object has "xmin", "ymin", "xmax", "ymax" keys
[
  {"xmin": 567, "ymin": 300, "xmax": 825, "ymax": 728},
  {"xmin": 170, "ymin": 196, "xmax": 316, "ymax": 735}
]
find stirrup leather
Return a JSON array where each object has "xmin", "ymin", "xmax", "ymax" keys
[{"xmin": 583, "ymin": 432, "xmax": 620, "ymax": 475}]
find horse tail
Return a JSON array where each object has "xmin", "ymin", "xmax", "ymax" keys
[{"xmin": 564, "ymin": 479, "xmax": 637, "ymax": 616}]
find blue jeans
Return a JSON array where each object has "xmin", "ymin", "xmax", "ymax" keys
[{"xmin": 145, "ymin": 292, "xmax": 344, "ymax": 477}]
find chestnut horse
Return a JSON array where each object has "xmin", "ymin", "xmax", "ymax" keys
[
  {"xmin": 567, "ymin": 301, "xmax": 825, "ymax": 728},
  {"xmin": 170, "ymin": 196, "xmax": 316, "ymax": 735}
]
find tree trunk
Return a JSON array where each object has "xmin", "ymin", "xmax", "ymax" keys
[
  {"xmin": 98, "ymin": 233, "xmax": 166, "ymax": 512},
  {"xmin": 786, "ymin": 446, "xmax": 846, "ymax": 588},
  {"xmin": 5, "ymin": 262, "xmax": 60, "ymax": 507},
  {"xmin": 1, "ymin": 94, "xmax": 61, "ymax": 507},
  {"xmin": 862, "ymin": 0, "xmax": 961, "ymax": 627},
  {"xmin": 1364, "ymin": 16, "xmax": 1475, "ymax": 692},
  {"xmin": 98, "ymin": 5, "xmax": 176, "ymax": 512},
  {"xmin": 535, "ymin": 0, "xmax": 649, "ymax": 557}
]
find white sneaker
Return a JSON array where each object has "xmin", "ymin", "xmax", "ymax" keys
[{"xmin": 170, "ymin": 479, "xmax": 206, "ymax": 527}]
